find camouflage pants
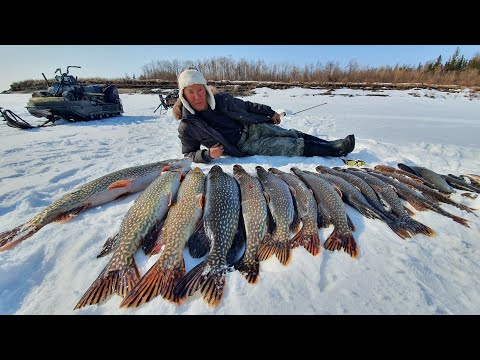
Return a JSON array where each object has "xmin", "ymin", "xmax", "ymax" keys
[{"xmin": 237, "ymin": 123, "xmax": 305, "ymax": 156}]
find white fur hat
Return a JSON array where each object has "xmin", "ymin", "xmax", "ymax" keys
[{"xmin": 177, "ymin": 68, "xmax": 216, "ymax": 114}]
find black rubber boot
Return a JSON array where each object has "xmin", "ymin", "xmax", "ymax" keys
[{"xmin": 303, "ymin": 134, "xmax": 355, "ymax": 157}]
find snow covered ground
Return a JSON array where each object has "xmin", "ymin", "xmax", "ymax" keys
[{"xmin": 0, "ymin": 86, "xmax": 479, "ymax": 315}]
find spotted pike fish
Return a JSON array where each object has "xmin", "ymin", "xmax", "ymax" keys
[
  {"xmin": 365, "ymin": 169, "xmax": 470, "ymax": 227},
  {"xmin": 291, "ymin": 167, "xmax": 358, "ymax": 258},
  {"xmin": 311, "ymin": 169, "xmax": 383, "ymax": 220},
  {"xmin": 0, "ymin": 158, "xmax": 192, "ymax": 252},
  {"xmin": 443, "ymin": 174, "xmax": 480, "ymax": 194},
  {"xmin": 461, "ymin": 174, "xmax": 480, "ymax": 188},
  {"xmin": 397, "ymin": 163, "xmax": 455, "ymax": 194},
  {"xmin": 374, "ymin": 164, "xmax": 437, "ymax": 189},
  {"xmin": 119, "ymin": 167, "xmax": 206, "ymax": 307},
  {"xmin": 74, "ymin": 168, "xmax": 186, "ymax": 310},
  {"xmin": 232, "ymin": 165, "xmax": 270, "ymax": 284},
  {"xmin": 373, "ymin": 167, "xmax": 476, "ymax": 216},
  {"xmin": 255, "ymin": 166, "xmax": 295, "ymax": 266},
  {"xmin": 269, "ymin": 167, "xmax": 320, "ymax": 256},
  {"xmin": 329, "ymin": 166, "xmax": 411, "ymax": 240},
  {"xmin": 344, "ymin": 168, "xmax": 435, "ymax": 238},
  {"xmin": 172, "ymin": 165, "xmax": 241, "ymax": 307}
]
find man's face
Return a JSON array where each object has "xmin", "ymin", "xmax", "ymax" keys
[{"xmin": 183, "ymin": 84, "xmax": 208, "ymax": 111}]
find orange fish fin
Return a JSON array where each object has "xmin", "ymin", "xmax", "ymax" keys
[
  {"xmin": 107, "ymin": 180, "xmax": 131, "ymax": 190},
  {"xmin": 197, "ymin": 194, "xmax": 205, "ymax": 209},
  {"xmin": 54, "ymin": 206, "xmax": 88, "ymax": 223}
]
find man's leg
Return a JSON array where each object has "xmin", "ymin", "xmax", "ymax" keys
[{"xmin": 303, "ymin": 134, "xmax": 355, "ymax": 157}]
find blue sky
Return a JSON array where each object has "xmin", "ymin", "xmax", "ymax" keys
[{"xmin": 0, "ymin": 45, "xmax": 478, "ymax": 92}]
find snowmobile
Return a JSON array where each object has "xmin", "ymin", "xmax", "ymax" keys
[{"xmin": 26, "ymin": 66, "xmax": 124, "ymax": 122}]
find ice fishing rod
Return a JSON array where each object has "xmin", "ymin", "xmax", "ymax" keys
[{"xmin": 280, "ymin": 102, "xmax": 327, "ymax": 117}]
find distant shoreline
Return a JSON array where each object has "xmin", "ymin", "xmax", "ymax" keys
[{"xmin": 3, "ymin": 80, "xmax": 478, "ymax": 96}]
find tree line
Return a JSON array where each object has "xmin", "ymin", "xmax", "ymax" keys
[{"xmin": 138, "ymin": 47, "xmax": 480, "ymax": 87}]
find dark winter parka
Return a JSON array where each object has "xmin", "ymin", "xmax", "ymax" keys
[{"xmin": 178, "ymin": 92, "xmax": 277, "ymax": 163}]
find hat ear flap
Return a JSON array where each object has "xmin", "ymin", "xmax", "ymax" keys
[{"xmin": 205, "ymin": 85, "xmax": 216, "ymax": 110}]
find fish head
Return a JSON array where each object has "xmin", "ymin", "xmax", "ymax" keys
[
  {"xmin": 190, "ymin": 167, "xmax": 203, "ymax": 174},
  {"xmin": 166, "ymin": 158, "xmax": 193, "ymax": 171},
  {"xmin": 233, "ymin": 164, "xmax": 248, "ymax": 179},
  {"xmin": 290, "ymin": 167, "xmax": 302, "ymax": 176},
  {"xmin": 207, "ymin": 165, "xmax": 225, "ymax": 181},
  {"xmin": 374, "ymin": 165, "xmax": 395, "ymax": 172},
  {"xmin": 268, "ymin": 167, "xmax": 284, "ymax": 175},
  {"xmin": 210, "ymin": 165, "xmax": 224, "ymax": 172},
  {"xmin": 315, "ymin": 165, "xmax": 329, "ymax": 174}
]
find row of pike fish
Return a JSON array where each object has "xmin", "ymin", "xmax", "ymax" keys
[{"xmin": 0, "ymin": 158, "xmax": 478, "ymax": 309}]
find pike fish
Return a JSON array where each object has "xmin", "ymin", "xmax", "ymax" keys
[
  {"xmin": 0, "ymin": 158, "xmax": 192, "ymax": 252},
  {"xmin": 269, "ymin": 167, "xmax": 320, "ymax": 256},
  {"xmin": 330, "ymin": 166, "xmax": 411, "ymax": 239},
  {"xmin": 292, "ymin": 167, "xmax": 358, "ymax": 258},
  {"xmin": 255, "ymin": 166, "xmax": 295, "ymax": 266},
  {"xmin": 172, "ymin": 165, "xmax": 241, "ymax": 307},
  {"xmin": 366, "ymin": 170, "xmax": 470, "ymax": 227},
  {"xmin": 374, "ymin": 164, "xmax": 437, "ymax": 189},
  {"xmin": 374, "ymin": 167, "xmax": 476, "ymax": 216},
  {"xmin": 119, "ymin": 167, "xmax": 206, "ymax": 307},
  {"xmin": 344, "ymin": 168, "xmax": 435, "ymax": 238},
  {"xmin": 461, "ymin": 174, "xmax": 480, "ymax": 188},
  {"xmin": 443, "ymin": 174, "xmax": 480, "ymax": 193},
  {"xmin": 312, "ymin": 169, "xmax": 383, "ymax": 220},
  {"xmin": 74, "ymin": 168, "xmax": 186, "ymax": 310},
  {"xmin": 232, "ymin": 165, "xmax": 270, "ymax": 284},
  {"xmin": 397, "ymin": 163, "xmax": 455, "ymax": 194}
]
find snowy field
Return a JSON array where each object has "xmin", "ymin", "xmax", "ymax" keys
[{"xmin": 0, "ymin": 86, "xmax": 479, "ymax": 315}]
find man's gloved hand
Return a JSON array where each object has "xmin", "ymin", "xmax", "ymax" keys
[{"xmin": 271, "ymin": 112, "xmax": 282, "ymax": 125}]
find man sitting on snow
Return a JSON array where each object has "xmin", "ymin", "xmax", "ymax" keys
[{"xmin": 172, "ymin": 68, "xmax": 355, "ymax": 163}]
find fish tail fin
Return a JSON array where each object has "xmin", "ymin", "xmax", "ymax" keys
[
  {"xmin": 290, "ymin": 227, "xmax": 320, "ymax": 256},
  {"xmin": 234, "ymin": 255, "xmax": 260, "ymax": 284},
  {"xmin": 449, "ymin": 214, "xmax": 470, "ymax": 227},
  {"xmin": 386, "ymin": 219, "xmax": 412, "ymax": 240},
  {"xmin": 120, "ymin": 259, "xmax": 186, "ymax": 307},
  {"xmin": 0, "ymin": 225, "xmax": 37, "ymax": 252},
  {"xmin": 324, "ymin": 229, "xmax": 358, "ymax": 258},
  {"xmin": 257, "ymin": 232, "xmax": 291, "ymax": 266},
  {"xmin": 402, "ymin": 216, "xmax": 436, "ymax": 237},
  {"xmin": 74, "ymin": 260, "xmax": 140, "ymax": 310},
  {"xmin": 173, "ymin": 262, "xmax": 227, "ymax": 307},
  {"xmin": 406, "ymin": 198, "xmax": 430, "ymax": 211}
]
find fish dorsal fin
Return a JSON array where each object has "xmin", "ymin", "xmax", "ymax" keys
[{"xmin": 107, "ymin": 180, "xmax": 131, "ymax": 190}]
